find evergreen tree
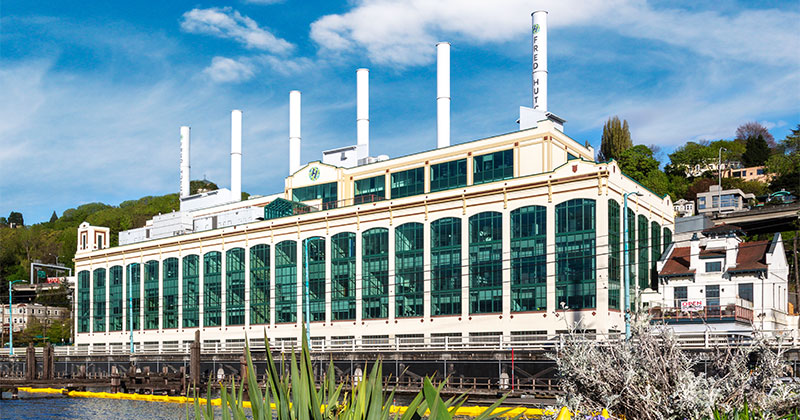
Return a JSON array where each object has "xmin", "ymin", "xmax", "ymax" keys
[
  {"xmin": 598, "ymin": 116, "xmax": 633, "ymax": 162},
  {"xmin": 7, "ymin": 211, "xmax": 23, "ymax": 227},
  {"xmin": 49, "ymin": 211, "xmax": 58, "ymax": 223},
  {"xmin": 741, "ymin": 134, "xmax": 771, "ymax": 167}
]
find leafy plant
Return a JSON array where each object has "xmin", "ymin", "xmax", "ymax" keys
[{"xmin": 193, "ymin": 327, "xmax": 516, "ymax": 420}]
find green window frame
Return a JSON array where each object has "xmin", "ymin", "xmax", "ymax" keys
[
  {"xmin": 555, "ymin": 199, "xmax": 596, "ymax": 309},
  {"xmin": 302, "ymin": 237, "xmax": 326, "ymax": 322},
  {"xmin": 638, "ymin": 215, "xmax": 649, "ymax": 290},
  {"xmin": 431, "ymin": 218, "xmax": 461, "ymax": 316},
  {"xmin": 143, "ymin": 260, "xmax": 159, "ymax": 330},
  {"xmin": 331, "ymin": 232, "xmax": 356, "ymax": 320},
  {"xmin": 391, "ymin": 167, "xmax": 425, "ymax": 199},
  {"xmin": 362, "ymin": 228, "xmax": 389, "ymax": 319},
  {"xmin": 651, "ymin": 221, "xmax": 661, "ymax": 266},
  {"xmin": 430, "ymin": 159, "xmax": 467, "ymax": 192},
  {"xmin": 626, "ymin": 208, "xmax": 636, "ymax": 305},
  {"xmin": 354, "ymin": 175, "xmax": 385, "ymax": 204},
  {"xmin": 126, "ymin": 263, "xmax": 140, "ymax": 331},
  {"xmin": 292, "ymin": 182, "xmax": 338, "ymax": 209},
  {"xmin": 182, "ymin": 255, "xmax": 200, "ymax": 328},
  {"xmin": 473, "ymin": 149, "xmax": 513, "ymax": 185},
  {"xmin": 511, "ymin": 206, "xmax": 547, "ymax": 312},
  {"xmin": 249, "ymin": 245, "xmax": 270, "ymax": 325},
  {"xmin": 203, "ymin": 252, "xmax": 222, "ymax": 327},
  {"xmin": 78, "ymin": 270, "xmax": 90, "ymax": 333},
  {"xmin": 395, "ymin": 223, "xmax": 424, "ymax": 317},
  {"xmin": 469, "ymin": 212, "xmax": 503, "ymax": 314},
  {"xmin": 663, "ymin": 228, "xmax": 673, "ymax": 253},
  {"xmin": 162, "ymin": 258, "xmax": 179, "ymax": 329},
  {"xmin": 275, "ymin": 241, "xmax": 297, "ymax": 323},
  {"xmin": 109, "ymin": 266, "xmax": 123, "ymax": 331},
  {"xmin": 608, "ymin": 200, "xmax": 621, "ymax": 310},
  {"xmin": 93, "ymin": 268, "xmax": 106, "ymax": 333},
  {"xmin": 226, "ymin": 248, "xmax": 246, "ymax": 326}
]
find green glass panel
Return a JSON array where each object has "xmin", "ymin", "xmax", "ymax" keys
[
  {"xmin": 638, "ymin": 215, "xmax": 649, "ymax": 290},
  {"xmin": 143, "ymin": 260, "xmax": 159, "ymax": 330},
  {"xmin": 362, "ymin": 228, "xmax": 389, "ymax": 319},
  {"xmin": 182, "ymin": 255, "xmax": 200, "ymax": 328},
  {"xmin": 555, "ymin": 199, "xmax": 596, "ymax": 309},
  {"xmin": 395, "ymin": 223, "xmax": 423, "ymax": 317},
  {"xmin": 249, "ymin": 245, "xmax": 270, "ymax": 325},
  {"xmin": 391, "ymin": 167, "xmax": 425, "ymax": 199},
  {"xmin": 203, "ymin": 252, "xmax": 222, "ymax": 327},
  {"xmin": 431, "ymin": 218, "xmax": 461, "ymax": 316},
  {"xmin": 354, "ymin": 175, "xmax": 385, "ymax": 204},
  {"xmin": 302, "ymin": 237, "xmax": 326, "ymax": 322},
  {"xmin": 608, "ymin": 200, "xmax": 621, "ymax": 310},
  {"xmin": 331, "ymin": 233, "xmax": 356, "ymax": 320},
  {"xmin": 469, "ymin": 212, "xmax": 503, "ymax": 314},
  {"xmin": 226, "ymin": 248, "xmax": 246, "ymax": 326},
  {"xmin": 430, "ymin": 159, "xmax": 467, "ymax": 192},
  {"xmin": 93, "ymin": 268, "xmax": 106, "ymax": 333},
  {"xmin": 162, "ymin": 258, "xmax": 179, "ymax": 329},
  {"xmin": 292, "ymin": 182, "xmax": 338, "ymax": 209},
  {"xmin": 109, "ymin": 266, "xmax": 123, "ymax": 331},
  {"xmin": 473, "ymin": 149, "xmax": 513, "ymax": 184},
  {"xmin": 511, "ymin": 206, "xmax": 547, "ymax": 312},
  {"xmin": 126, "ymin": 263, "xmax": 140, "ymax": 331},
  {"xmin": 275, "ymin": 241, "xmax": 297, "ymax": 323},
  {"xmin": 78, "ymin": 270, "xmax": 91, "ymax": 333}
]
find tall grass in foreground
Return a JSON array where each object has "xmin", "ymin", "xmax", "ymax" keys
[{"xmin": 193, "ymin": 327, "xmax": 516, "ymax": 420}]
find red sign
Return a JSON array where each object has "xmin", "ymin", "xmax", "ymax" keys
[
  {"xmin": 46, "ymin": 277, "xmax": 64, "ymax": 284},
  {"xmin": 681, "ymin": 300, "xmax": 704, "ymax": 312}
]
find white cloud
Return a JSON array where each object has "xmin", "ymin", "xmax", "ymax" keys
[
  {"xmin": 203, "ymin": 56, "xmax": 256, "ymax": 83},
  {"xmin": 181, "ymin": 7, "xmax": 294, "ymax": 54},
  {"xmin": 242, "ymin": 0, "xmax": 284, "ymax": 4},
  {"xmin": 310, "ymin": 0, "xmax": 799, "ymax": 68}
]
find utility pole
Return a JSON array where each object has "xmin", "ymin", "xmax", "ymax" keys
[
  {"xmin": 623, "ymin": 191, "xmax": 643, "ymax": 340},
  {"xmin": 717, "ymin": 147, "xmax": 726, "ymax": 213}
]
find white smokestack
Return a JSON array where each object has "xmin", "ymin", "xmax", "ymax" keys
[
  {"xmin": 289, "ymin": 90, "xmax": 301, "ymax": 175},
  {"xmin": 437, "ymin": 42, "xmax": 450, "ymax": 149},
  {"xmin": 357, "ymin": 68, "xmax": 369, "ymax": 160},
  {"xmin": 532, "ymin": 11, "xmax": 548, "ymax": 112},
  {"xmin": 180, "ymin": 126, "xmax": 191, "ymax": 198},
  {"xmin": 231, "ymin": 110, "xmax": 242, "ymax": 201}
]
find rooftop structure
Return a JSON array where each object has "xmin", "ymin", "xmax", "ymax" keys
[{"xmin": 696, "ymin": 185, "xmax": 755, "ymax": 214}]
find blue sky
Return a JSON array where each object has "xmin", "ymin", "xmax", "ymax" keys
[{"xmin": 1, "ymin": 0, "xmax": 798, "ymax": 224}]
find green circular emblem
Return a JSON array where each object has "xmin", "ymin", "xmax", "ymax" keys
[
  {"xmin": 532, "ymin": 24, "xmax": 540, "ymax": 34},
  {"xmin": 309, "ymin": 167, "xmax": 320, "ymax": 181}
]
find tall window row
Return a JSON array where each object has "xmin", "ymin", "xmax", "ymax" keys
[{"xmin": 76, "ymin": 201, "xmax": 668, "ymax": 332}]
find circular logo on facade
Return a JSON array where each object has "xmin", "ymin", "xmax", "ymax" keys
[
  {"xmin": 308, "ymin": 167, "xmax": 320, "ymax": 181},
  {"xmin": 532, "ymin": 24, "xmax": 540, "ymax": 34}
]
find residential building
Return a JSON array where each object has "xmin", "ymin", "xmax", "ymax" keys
[
  {"xmin": 696, "ymin": 185, "xmax": 755, "ymax": 214},
  {"xmin": 723, "ymin": 165, "xmax": 773, "ymax": 183},
  {"xmin": 652, "ymin": 224, "xmax": 791, "ymax": 334},
  {"xmin": 0, "ymin": 303, "xmax": 70, "ymax": 333},
  {"xmin": 673, "ymin": 199, "xmax": 695, "ymax": 218}
]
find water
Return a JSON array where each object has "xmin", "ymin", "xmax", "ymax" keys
[{"xmin": 0, "ymin": 394, "xmax": 223, "ymax": 420}]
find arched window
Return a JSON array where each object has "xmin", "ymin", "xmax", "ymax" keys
[
  {"xmin": 469, "ymin": 212, "xmax": 503, "ymax": 314},
  {"xmin": 77, "ymin": 270, "xmax": 90, "ymax": 333},
  {"xmin": 249, "ymin": 245, "xmax": 270, "ymax": 325},
  {"xmin": 126, "ymin": 263, "xmax": 141, "ymax": 331},
  {"xmin": 182, "ymin": 255, "xmax": 199, "ymax": 328},
  {"xmin": 626, "ymin": 208, "xmax": 636, "ymax": 308},
  {"xmin": 93, "ymin": 268, "xmax": 106, "ymax": 333},
  {"xmin": 226, "ymin": 248, "xmax": 246, "ymax": 326},
  {"xmin": 638, "ymin": 215, "xmax": 649, "ymax": 290},
  {"xmin": 663, "ymin": 227, "xmax": 673, "ymax": 253},
  {"xmin": 275, "ymin": 241, "xmax": 297, "ymax": 323},
  {"xmin": 362, "ymin": 228, "xmax": 389, "ymax": 319},
  {"xmin": 396, "ymin": 223, "xmax": 424, "ymax": 317},
  {"xmin": 511, "ymin": 206, "xmax": 547, "ymax": 312},
  {"xmin": 203, "ymin": 252, "xmax": 222, "ymax": 327},
  {"xmin": 162, "ymin": 258, "xmax": 179, "ymax": 329},
  {"xmin": 143, "ymin": 260, "xmax": 159, "ymax": 329},
  {"xmin": 431, "ymin": 218, "xmax": 461, "ymax": 316},
  {"xmin": 109, "ymin": 266, "xmax": 124, "ymax": 331},
  {"xmin": 651, "ymin": 221, "xmax": 661, "ymax": 269},
  {"xmin": 555, "ymin": 199, "xmax": 596, "ymax": 309},
  {"xmin": 331, "ymin": 233, "xmax": 356, "ymax": 320},
  {"xmin": 302, "ymin": 237, "xmax": 326, "ymax": 322},
  {"xmin": 608, "ymin": 200, "xmax": 621, "ymax": 310}
]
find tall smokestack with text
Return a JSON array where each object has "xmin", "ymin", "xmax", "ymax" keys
[
  {"xmin": 231, "ymin": 110, "xmax": 242, "ymax": 201},
  {"xmin": 437, "ymin": 42, "xmax": 450, "ymax": 148},
  {"xmin": 357, "ymin": 69, "xmax": 369, "ymax": 161},
  {"xmin": 532, "ymin": 11, "xmax": 547, "ymax": 112},
  {"xmin": 180, "ymin": 126, "xmax": 191, "ymax": 198},
  {"xmin": 289, "ymin": 90, "xmax": 301, "ymax": 175}
]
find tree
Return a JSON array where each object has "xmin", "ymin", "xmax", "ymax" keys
[
  {"xmin": 741, "ymin": 134, "xmax": 771, "ymax": 167},
  {"xmin": 617, "ymin": 145, "xmax": 660, "ymax": 182},
  {"xmin": 8, "ymin": 211, "xmax": 23, "ymax": 227},
  {"xmin": 767, "ymin": 124, "xmax": 800, "ymax": 193},
  {"xmin": 49, "ymin": 211, "xmax": 58, "ymax": 223},
  {"xmin": 190, "ymin": 179, "xmax": 218, "ymax": 195},
  {"xmin": 0, "ymin": 217, "xmax": 7, "ymax": 227},
  {"xmin": 598, "ymin": 116, "xmax": 632, "ymax": 162},
  {"xmin": 686, "ymin": 178, "xmax": 717, "ymax": 201},
  {"xmin": 736, "ymin": 121, "xmax": 776, "ymax": 149}
]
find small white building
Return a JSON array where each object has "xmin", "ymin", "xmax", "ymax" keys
[
  {"xmin": 673, "ymin": 199, "xmax": 695, "ymax": 218},
  {"xmin": 0, "ymin": 303, "xmax": 70, "ymax": 333},
  {"xmin": 652, "ymin": 224, "xmax": 791, "ymax": 335},
  {"xmin": 696, "ymin": 185, "xmax": 755, "ymax": 214}
]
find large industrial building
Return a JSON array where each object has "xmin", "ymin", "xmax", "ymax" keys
[{"xmin": 73, "ymin": 12, "xmax": 675, "ymax": 353}]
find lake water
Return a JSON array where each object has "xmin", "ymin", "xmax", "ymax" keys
[{"xmin": 0, "ymin": 393, "xmax": 225, "ymax": 420}]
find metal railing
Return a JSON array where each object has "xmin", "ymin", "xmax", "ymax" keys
[
  {"xmin": 6, "ymin": 329, "xmax": 789, "ymax": 357},
  {"xmin": 649, "ymin": 305, "xmax": 754, "ymax": 323}
]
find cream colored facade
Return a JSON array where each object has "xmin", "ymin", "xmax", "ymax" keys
[{"xmin": 73, "ymin": 120, "xmax": 674, "ymax": 352}]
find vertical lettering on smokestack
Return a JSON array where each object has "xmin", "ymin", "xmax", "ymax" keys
[
  {"xmin": 180, "ymin": 126, "xmax": 191, "ymax": 198},
  {"xmin": 532, "ymin": 11, "xmax": 548, "ymax": 112}
]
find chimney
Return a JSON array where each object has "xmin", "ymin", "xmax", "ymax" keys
[
  {"xmin": 289, "ymin": 90, "xmax": 301, "ymax": 175},
  {"xmin": 532, "ymin": 10, "xmax": 548, "ymax": 112},
  {"xmin": 231, "ymin": 110, "xmax": 242, "ymax": 201},
  {"xmin": 725, "ymin": 233, "xmax": 741, "ymax": 270},
  {"xmin": 689, "ymin": 233, "xmax": 701, "ymax": 272},
  {"xmin": 180, "ymin": 126, "xmax": 191, "ymax": 198},
  {"xmin": 437, "ymin": 42, "xmax": 450, "ymax": 148},
  {"xmin": 357, "ymin": 68, "xmax": 369, "ymax": 161}
]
